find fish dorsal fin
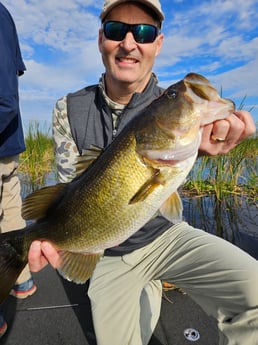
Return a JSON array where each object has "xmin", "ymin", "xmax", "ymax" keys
[
  {"xmin": 159, "ymin": 191, "xmax": 183, "ymax": 223},
  {"xmin": 129, "ymin": 168, "xmax": 164, "ymax": 204},
  {"xmin": 22, "ymin": 183, "xmax": 67, "ymax": 220},
  {"xmin": 74, "ymin": 145, "xmax": 103, "ymax": 176},
  {"xmin": 57, "ymin": 251, "xmax": 103, "ymax": 284}
]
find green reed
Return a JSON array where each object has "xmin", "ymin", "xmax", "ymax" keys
[
  {"xmin": 182, "ymin": 130, "xmax": 257, "ymax": 238},
  {"xmin": 20, "ymin": 121, "xmax": 257, "ymax": 201},
  {"xmin": 183, "ymin": 132, "xmax": 258, "ymax": 202},
  {"xmin": 19, "ymin": 120, "xmax": 257, "ymax": 240},
  {"xmin": 19, "ymin": 121, "xmax": 55, "ymax": 192}
]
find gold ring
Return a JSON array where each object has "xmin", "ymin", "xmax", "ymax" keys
[{"xmin": 211, "ymin": 134, "xmax": 226, "ymax": 143}]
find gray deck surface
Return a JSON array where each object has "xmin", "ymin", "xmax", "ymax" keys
[{"xmin": 1, "ymin": 265, "xmax": 219, "ymax": 345}]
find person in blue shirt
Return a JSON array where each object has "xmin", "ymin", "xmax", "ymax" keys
[{"xmin": 0, "ymin": 2, "xmax": 36, "ymax": 338}]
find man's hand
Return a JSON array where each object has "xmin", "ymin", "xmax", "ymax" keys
[
  {"xmin": 28, "ymin": 241, "xmax": 61, "ymax": 272},
  {"xmin": 199, "ymin": 110, "xmax": 256, "ymax": 156}
]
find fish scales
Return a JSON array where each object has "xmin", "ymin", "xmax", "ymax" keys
[{"xmin": 0, "ymin": 73, "xmax": 235, "ymax": 302}]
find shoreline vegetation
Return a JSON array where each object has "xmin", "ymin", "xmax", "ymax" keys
[
  {"xmin": 19, "ymin": 121, "xmax": 55, "ymax": 193},
  {"xmin": 19, "ymin": 120, "xmax": 258, "ymax": 201},
  {"xmin": 18, "ymin": 120, "xmax": 258, "ymax": 242}
]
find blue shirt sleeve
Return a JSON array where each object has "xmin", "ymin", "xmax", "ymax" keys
[{"xmin": 0, "ymin": 3, "xmax": 26, "ymax": 134}]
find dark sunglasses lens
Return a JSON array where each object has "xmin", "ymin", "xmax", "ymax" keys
[
  {"xmin": 104, "ymin": 22, "xmax": 158, "ymax": 43},
  {"xmin": 134, "ymin": 24, "xmax": 157, "ymax": 43},
  {"xmin": 104, "ymin": 22, "xmax": 125, "ymax": 41}
]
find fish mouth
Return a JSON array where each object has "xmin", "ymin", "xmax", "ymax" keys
[
  {"xmin": 184, "ymin": 73, "xmax": 235, "ymax": 123},
  {"xmin": 141, "ymin": 132, "xmax": 201, "ymax": 166},
  {"xmin": 184, "ymin": 73, "xmax": 220, "ymax": 102}
]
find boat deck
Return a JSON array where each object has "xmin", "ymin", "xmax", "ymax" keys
[{"xmin": 1, "ymin": 265, "xmax": 219, "ymax": 345}]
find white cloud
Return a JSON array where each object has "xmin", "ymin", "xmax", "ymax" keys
[{"xmin": 2, "ymin": 0, "xmax": 258, "ymax": 122}]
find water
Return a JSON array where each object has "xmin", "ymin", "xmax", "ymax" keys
[
  {"xmin": 183, "ymin": 195, "xmax": 258, "ymax": 259},
  {"xmin": 20, "ymin": 172, "xmax": 56, "ymax": 197}
]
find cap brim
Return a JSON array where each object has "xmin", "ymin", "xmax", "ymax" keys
[{"xmin": 100, "ymin": 0, "xmax": 164, "ymax": 22}]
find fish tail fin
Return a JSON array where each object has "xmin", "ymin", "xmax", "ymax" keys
[{"xmin": 0, "ymin": 230, "xmax": 28, "ymax": 303}]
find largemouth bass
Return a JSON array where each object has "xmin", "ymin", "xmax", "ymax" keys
[{"xmin": 0, "ymin": 73, "xmax": 234, "ymax": 303}]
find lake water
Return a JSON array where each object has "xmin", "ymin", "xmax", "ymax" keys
[{"xmin": 183, "ymin": 195, "xmax": 258, "ymax": 259}]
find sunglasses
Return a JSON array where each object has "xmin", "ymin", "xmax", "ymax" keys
[{"xmin": 103, "ymin": 21, "xmax": 160, "ymax": 44}]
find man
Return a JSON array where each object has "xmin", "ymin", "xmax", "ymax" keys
[
  {"xmin": 0, "ymin": 2, "xmax": 36, "ymax": 338},
  {"xmin": 28, "ymin": 1, "xmax": 257, "ymax": 344}
]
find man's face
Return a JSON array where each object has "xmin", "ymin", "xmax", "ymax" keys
[{"xmin": 98, "ymin": 3, "xmax": 164, "ymax": 95}]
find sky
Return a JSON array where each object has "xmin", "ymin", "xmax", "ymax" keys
[{"xmin": 2, "ymin": 0, "xmax": 258, "ymax": 129}]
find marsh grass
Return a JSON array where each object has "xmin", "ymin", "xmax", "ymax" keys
[
  {"xmin": 182, "ymin": 131, "xmax": 258, "ymax": 239},
  {"xmin": 20, "ymin": 121, "xmax": 257, "ymax": 200},
  {"xmin": 19, "ymin": 121, "xmax": 55, "ymax": 193},
  {"xmin": 182, "ymin": 134, "xmax": 258, "ymax": 202},
  {"xmin": 19, "ymin": 121, "xmax": 257, "ymax": 240}
]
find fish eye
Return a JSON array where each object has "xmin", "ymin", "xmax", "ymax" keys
[{"xmin": 167, "ymin": 89, "xmax": 177, "ymax": 99}]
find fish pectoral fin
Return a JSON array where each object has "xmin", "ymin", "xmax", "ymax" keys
[
  {"xmin": 129, "ymin": 169, "xmax": 163, "ymax": 204},
  {"xmin": 22, "ymin": 183, "xmax": 67, "ymax": 220},
  {"xmin": 159, "ymin": 191, "xmax": 183, "ymax": 223},
  {"xmin": 57, "ymin": 250, "xmax": 103, "ymax": 284}
]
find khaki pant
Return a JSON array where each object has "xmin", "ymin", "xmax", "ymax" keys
[
  {"xmin": 0, "ymin": 155, "xmax": 31, "ymax": 284},
  {"xmin": 88, "ymin": 222, "xmax": 258, "ymax": 345}
]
